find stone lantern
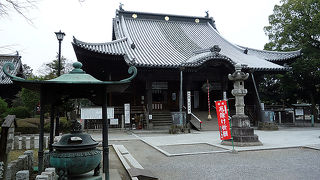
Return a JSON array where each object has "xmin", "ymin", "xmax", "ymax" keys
[{"xmin": 225, "ymin": 64, "xmax": 262, "ymax": 146}]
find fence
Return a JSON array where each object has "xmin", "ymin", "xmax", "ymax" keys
[{"xmin": 11, "ymin": 135, "xmax": 49, "ymax": 150}]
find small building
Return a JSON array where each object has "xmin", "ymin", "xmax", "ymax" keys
[
  {"xmin": 0, "ymin": 52, "xmax": 24, "ymax": 104},
  {"xmin": 72, "ymin": 9, "xmax": 301, "ymax": 128}
]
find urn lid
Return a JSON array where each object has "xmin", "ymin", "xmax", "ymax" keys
[{"xmin": 52, "ymin": 133, "xmax": 99, "ymax": 151}]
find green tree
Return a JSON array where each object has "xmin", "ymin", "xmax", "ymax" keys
[
  {"xmin": 38, "ymin": 55, "xmax": 74, "ymax": 79},
  {"xmin": 264, "ymin": 0, "xmax": 320, "ymax": 120},
  {"xmin": 37, "ymin": 56, "xmax": 75, "ymax": 119},
  {"xmin": 264, "ymin": 0, "xmax": 320, "ymax": 52},
  {"xmin": 22, "ymin": 64, "xmax": 34, "ymax": 79},
  {"xmin": 11, "ymin": 88, "xmax": 40, "ymax": 113},
  {"xmin": 0, "ymin": 97, "xmax": 8, "ymax": 118},
  {"xmin": 20, "ymin": 88, "xmax": 40, "ymax": 111}
]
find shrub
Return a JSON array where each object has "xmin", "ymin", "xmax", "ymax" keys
[
  {"xmin": 44, "ymin": 123, "xmax": 51, "ymax": 133},
  {"xmin": 16, "ymin": 119, "xmax": 39, "ymax": 134},
  {"xmin": 59, "ymin": 117, "xmax": 72, "ymax": 133},
  {"xmin": 15, "ymin": 116, "xmax": 71, "ymax": 134},
  {"xmin": 15, "ymin": 118, "xmax": 49, "ymax": 134},
  {"xmin": 7, "ymin": 106, "xmax": 30, "ymax": 118},
  {"xmin": 43, "ymin": 117, "xmax": 72, "ymax": 133},
  {"xmin": 0, "ymin": 98, "xmax": 8, "ymax": 118}
]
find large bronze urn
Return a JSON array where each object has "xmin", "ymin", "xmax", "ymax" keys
[{"xmin": 50, "ymin": 121, "xmax": 101, "ymax": 179}]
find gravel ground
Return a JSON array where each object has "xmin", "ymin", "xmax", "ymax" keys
[{"xmin": 111, "ymin": 139, "xmax": 320, "ymax": 180}]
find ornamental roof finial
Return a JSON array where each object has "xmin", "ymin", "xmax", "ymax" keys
[
  {"xmin": 205, "ymin": 10, "xmax": 209, "ymax": 18},
  {"xmin": 119, "ymin": 3, "xmax": 124, "ymax": 11}
]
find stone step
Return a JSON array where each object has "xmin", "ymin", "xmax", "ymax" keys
[{"xmin": 152, "ymin": 112, "xmax": 173, "ymax": 127}]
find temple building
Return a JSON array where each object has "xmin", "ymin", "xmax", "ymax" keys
[
  {"xmin": 72, "ymin": 8, "xmax": 301, "ymax": 129},
  {"xmin": 0, "ymin": 52, "xmax": 24, "ymax": 104}
]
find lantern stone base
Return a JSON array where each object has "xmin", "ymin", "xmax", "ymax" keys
[
  {"xmin": 222, "ymin": 115, "xmax": 262, "ymax": 146},
  {"xmin": 221, "ymin": 139, "xmax": 262, "ymax": 147}
]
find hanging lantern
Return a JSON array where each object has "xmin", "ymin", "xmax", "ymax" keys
[{"xmin": 201, "ymin": 82, "xmax": 213, "ymax": 93}]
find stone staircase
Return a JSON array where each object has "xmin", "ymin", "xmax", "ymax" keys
[{"xmin": 152, "ymin": 111, "xmax": 172, "ymax": 128}]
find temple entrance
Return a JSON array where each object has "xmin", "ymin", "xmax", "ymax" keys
[
  {"xmin": 152, "ymin": 82, "xmax": 169, "ymax": 110},
  {"xmin": 152, "ymin": 89, "xmax": 167, "ymax": 110}
]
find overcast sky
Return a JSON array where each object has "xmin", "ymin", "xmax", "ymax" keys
[{"xmin": 1, "ymin": 0, "xmax": 280, "ymax": 74}]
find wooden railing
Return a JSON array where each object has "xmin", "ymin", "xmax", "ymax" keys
[
  {"xmin": 152, "ymin": 102, "xmax": 163, "ymax": 110},
  {"xmin": 0, "ymin": 115, "xmax": 16, "ymax": 179}
]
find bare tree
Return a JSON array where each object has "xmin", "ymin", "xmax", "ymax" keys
[{"xmin": 0, "ymin": 0, "xmax": 37, "ymax": 23}]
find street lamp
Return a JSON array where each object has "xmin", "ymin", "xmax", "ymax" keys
[
  {"xmin": 54, "ymin": 30, "xmax": 65, "ymax": 76},
  {"xmin": 54, "ymin": 30, "xmax": 65, "ymax": 136}
]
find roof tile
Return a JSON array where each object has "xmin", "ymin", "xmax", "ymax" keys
[{"xmin": 73, "ymin": 10, "xmax": 301, "ymax": 71}]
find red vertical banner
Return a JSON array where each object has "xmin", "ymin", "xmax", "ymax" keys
[{"xmin": 215, "ymin": 100, "xmax": 232, "ymax": 140}]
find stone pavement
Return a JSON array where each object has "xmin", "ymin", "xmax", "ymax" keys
[
  {"xmin": 90, "ymin": 127, "xmax": 320, "ymax": 154},
  {"xmin": 86, "ymin": 127, "xmax": 320, "ymax": 179}
]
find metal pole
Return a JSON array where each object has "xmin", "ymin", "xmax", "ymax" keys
[
  {"xmin": 49, "ymin": 105, "xmax": 55, "ymax": 152},
  {"xmin": 55, "ymin": 110, "xmax": 60, "ymax": 136},
  {"xmin": 251, "ymin": 73, "xmax": 263, "ymax": 123},
  {"xmin": 38, "ymin": 87, "xmax": 45, "ymax": 174},
  {"xmin": 57, "ymin": 40, "xmax": 62, "ymax": 76},
  {"xmin": 55, "ymin": 40, "xmax": 62, "ymax": 136},
  {"xmin": 227, "ymin": 100, "xmax": 235, "ymax": 153},
  {"xmin": 102, "ymin": 86, "xmax": 109, "ymax": 180}
]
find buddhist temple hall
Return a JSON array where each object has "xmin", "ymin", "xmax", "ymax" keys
[{"xmin": 72, "ymin": 8, "xmax": 301, "ymax": 129}]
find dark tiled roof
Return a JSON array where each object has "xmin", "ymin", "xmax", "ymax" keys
[
  {"xmin": 73, "ymin": 10, "xmax": 301, "ymax": 71},
  {"xmin": 0, "ymin": 53, "xmax": 22, "ymax": 84}
]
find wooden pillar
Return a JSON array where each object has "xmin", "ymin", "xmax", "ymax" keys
[
  {"xmin": 102, "ymin": 86, "xmax": 109, "ymax": 180},
  {"xmin": 146, "ymin": 79, "xmax": 152, "ymax": 128},
  {"xmin": 38, "ymin": 87, "xmax": 45, "ymax": 174},
  {"xmin": 49, "ymin": 105, "xmax": 55, "ymax": 152},
  {"xmin": 55, "ymin": 110, "xmax": 60, "ymax": 136},
  {"xmin": 108, "ymin": 73, "xmax": 112, "ymax": 105}
]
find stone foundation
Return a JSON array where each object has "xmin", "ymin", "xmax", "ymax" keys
[
  {"xmin": 221, "ymin": 139, "xmax": 262, "ymax": 147},
  {"xmin": 223, "ymin": 115, "xmax": 262, "ymax": 146}
]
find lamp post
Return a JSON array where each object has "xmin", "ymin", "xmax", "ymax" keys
[
  {"xmin": 54, "ymin": 30, "xmax": 65, "ymax": 136},
  {"xmin": 54, "ymin": 30, "xmax": 65, "ymax": 76}
]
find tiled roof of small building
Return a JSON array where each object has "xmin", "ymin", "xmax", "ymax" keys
[
  {"xmin": 73, "ymin": 10, "xmax": 301, "ymax": 71},
  {"xmin": 0, "ymin": 53, "xmax": 22, "ymax": 84}
]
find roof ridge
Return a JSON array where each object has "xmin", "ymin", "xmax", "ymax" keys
[
  {"xmin": 117, "ymin": 9, "xmax": 217, "ymax": 29},
  {"xmin": 117, "ymin": 10, "xmax": 212, "ymax": 20},
  {"xmin": 120, "ymin": 15, "xmax": 136, "ymax": 49}
]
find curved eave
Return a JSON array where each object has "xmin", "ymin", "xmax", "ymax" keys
[
  {"xmin": 131, "ymin": 62, "xmax": 180, "ymax": 68},
  {"xmin": 182, "ymin": 52, "xmax": 235, "ymax": 67},
  {"xmin": 3, "ymin": 62, "xmax": 137, "ymax": 91},
  {"xmin": 0, "ymin": 56, "xmax": 22, "ymax": 84},
  {"xmin": 10, "ymin": 77, "xmax": 133, "ymax": 87},
  {"xmin": 72, "ymin": 37, "xmax": 127, "ymax": 56},
  {"xmin": 238, "ymin": 45, "xmax": 302, "ymax": 62},
  {"xmin": 181, "ymin": 52, "xmax": 288, "ymax": 72},
  {"xmin": 243, "ymin": 67, "xmax": 289, "ymax": 72}
]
